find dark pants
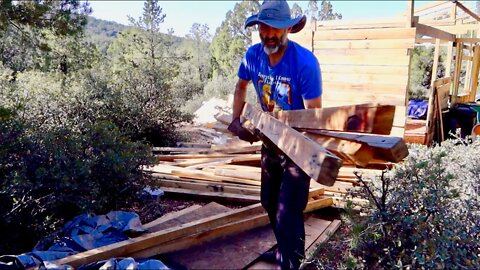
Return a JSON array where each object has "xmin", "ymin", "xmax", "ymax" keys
[{"xmin": 261, "ymin": 142, "xmax": 311, "ymax": 270}]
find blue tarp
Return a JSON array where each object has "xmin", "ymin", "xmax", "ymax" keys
[
  {"xmin": 0, "ymin": 211, "xmax": 169, "ymax": 270},
  {"xmin": 407, "ymin": 99, "xmax": 429, "ymax": 119}
]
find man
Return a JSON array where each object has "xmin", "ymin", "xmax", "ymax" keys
[{"xmin": 227, "ymin": 1, "xmax": 322, "ymax": 269}]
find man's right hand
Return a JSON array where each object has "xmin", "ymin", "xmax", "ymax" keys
[{"xmin": 227, "ymin": 118, "xmax": 260, "ymax": 143}]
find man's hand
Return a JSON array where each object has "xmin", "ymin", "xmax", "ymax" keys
[{"xmin": 227, "ymin": 118, "xmax": 260, "ymax": 143}]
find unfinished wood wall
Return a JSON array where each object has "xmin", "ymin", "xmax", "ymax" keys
[{"xmin": 252, "ymin": 26, "xmax": 416, "ymax": 137}]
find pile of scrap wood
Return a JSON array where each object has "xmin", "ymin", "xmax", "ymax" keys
[
  {"xmin": 147, "ymin": 102, "xmax": 408, "ymax": 208},
  {"xmin": 51, "ymin": 102, "xmax": 408, "ymax": 268}
]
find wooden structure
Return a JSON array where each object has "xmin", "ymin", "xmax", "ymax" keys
[{"xmin": 252, "ymin": 0, "xmax": 480, "ymax": 145}]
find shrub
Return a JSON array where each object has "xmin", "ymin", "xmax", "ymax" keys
[
  {"xmin": 352, "ymin": 137, "xmax": 480, "ymax": 269},
  {"xmin": 0, "ymin": 111, "xmax": 155, "ymax": 254}
]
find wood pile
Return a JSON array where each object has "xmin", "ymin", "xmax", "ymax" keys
[
  {"xmin": 52, "ymin": 102, "xmax": 408, "ymax": 268},
  {"xmin": 147, "ymin": 102, "xmax": 408, "ymax": 209}
]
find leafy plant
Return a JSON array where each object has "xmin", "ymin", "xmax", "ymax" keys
[
  {"xmin": 352, "ymin": 137, "xmax": 480, "ymax": 269},
  {"xmin": 0, "ymin": 111, "xmax": 155, "ymax": 254}
]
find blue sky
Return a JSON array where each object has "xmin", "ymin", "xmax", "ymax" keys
[{"xmin": 88, "ymin": 1, "xmax": 422, "ymax": 37}]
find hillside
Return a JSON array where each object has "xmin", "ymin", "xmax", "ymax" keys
[{"xmin": 85, "ymin": 16, "xmax": 129, "ymax": 54}]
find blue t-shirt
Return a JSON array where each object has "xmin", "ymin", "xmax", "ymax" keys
[{"xmin": 238, "ymin": 40, "xmax": 322, "ymax": 112}]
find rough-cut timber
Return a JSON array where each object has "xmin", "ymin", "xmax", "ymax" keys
[
  {"xmin": 54, "ymin": 203, "xmax": 266, "ymax": 268},
  {"xmin": 303, "ymin": 132, "xmax": 373, "ymax": 167},
  {"xmin": 304, "ymin": 130, "xmax": 408, "ymax": 162},
  {"xmin": 273, "ymin": 104, "xmax": 395, "ymax": 135},
  {"xmin": 241, "ymin": 103, "xmax": 342, "ymax": 186}
]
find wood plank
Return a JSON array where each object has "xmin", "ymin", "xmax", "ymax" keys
[
  {"xmin": 468, "ymin": 45, "xmax": 480, "ymax": 101},
  {"xmin": 130, "ymin": 213, "xmax": 270, "ymax": 259},
  {"xmin": 303, "ymin": 130, "xmax": 408, "ymax": 163},
  {"xmin": 145, "ymin": 202, "xmax": 230, "ymax": 233},
  {"xmin": 273, "ymin": 104, "xmax": 395, "ymax": 135},
  {"xmin": 249, "ymin": 217, "xmax": 331, "ymax": 269},
  {"xmin": 455, "ymin": 1, "xmax": 480, "ymax": 22},
  {"xmin": 322, "ymin": 81, "xmax": 408, "ymax": 95},
  {"xmin": 171, "ymin": 168, "xmax": 261, "ymax": 186},
  {"xmin": 322, "ymin": 72, "xmax": 409, "ymax": 85},
  {"xmin": 165, "ymin": 224, "xmax": 276, "ymax": 270},
  {"xmin": 315, "ymin": 52, "xmax": 410, "ymax": 66},
  {"xmin": 406, "ymin": 0, "xmax": 414, "ymax": 28},
  {"xmin": 301, "ymin": 219, "xmax": 342, "ymax": 270},
  {"xmin": 321, "ymin": 64, "xmax": 410, "ymax": 76},
  {"xmin": 313, "ymin": 28, "xmax": 417, "ymax": 41},
  {"xmin": 151, "ymin": 172, "xmax": 258, "ymax": 190},
  {"xmin": 130, "ymin": 197, "xmax": 333, "ymax": 261},
  {"xmin": 143, "ymin": 205, "xmax": 203, "ymax": 232},
  {"xmin": 54, "ymin": 203, "xmax": 266, "ymax": 268},
  {"xmin": 152, "ymin": 178, "xmax": 260, "ymax": 196},
  {"xmin": 161, "ymin": 187, "xmax": 260, "ymax": 204},
  {"xmin": 214, "ymin": 167, "xmax": 261, "ymax": 181},
  {"xmin": 303, "ymin": 133, "xmax": 373, "ymax": 167},
  {"xmin": 322, "ymin": 92, "xmax": 407, "ymax": 107},
  {"xmin": 157, "ymin": 153, "xmax": 236, "ymax": 162},
  {"xmin": 315, "ymin": 48, "xmax": 409, "ymax": 56},
  {"xmin": 241, "ymin": 103, "xmax": 342, "ymax": 186},
  {"xmin": 314, "ymin": 39, "xmax": 415, "ymax": 49},
  {"xmin": 414, "ymin": 23, "xmax": 455, "ymax": 42}
]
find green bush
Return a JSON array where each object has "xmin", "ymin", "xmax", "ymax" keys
[
  {"xmin": 0, "ymin": 110, "xmax": 155, "ymax": 254},
  {"xmin": 352, "ymin": 137, "xmax": 480, "ymax": 269}
]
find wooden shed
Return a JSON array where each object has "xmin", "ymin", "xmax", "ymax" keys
[{"xmin": 252, "ymin": 0, "xmax": 480, "ymax": 145}]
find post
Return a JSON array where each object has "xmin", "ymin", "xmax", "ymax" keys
[
  {"xmin": 406, "ymin": 0, "xmax": 415, "ymax": 28},
  {"xmin": 468, "ymin": 45, "xmax": 480, "ymax": 101}
]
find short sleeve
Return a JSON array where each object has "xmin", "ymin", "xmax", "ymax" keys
[
  {"xmin": 299, "ymin": 57, "xmax": 322, "ymax": 100},
  {"xmin": 237, "ymin": 54, "xmax": 251, "ymax": 81}
]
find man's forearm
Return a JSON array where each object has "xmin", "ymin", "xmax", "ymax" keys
[{"xmin": 232, "ymin": 83, "xmax": 247, "ymax": 119}]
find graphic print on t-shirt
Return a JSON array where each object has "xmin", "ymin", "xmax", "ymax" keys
[{"xmin": 257, "ymin": 72, "xmax": 292, "ymax": 112}]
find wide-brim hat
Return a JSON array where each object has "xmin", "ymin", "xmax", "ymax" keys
[{"xmin": 245, "ymin": 0, "xmax": 306, "ymax": 34}]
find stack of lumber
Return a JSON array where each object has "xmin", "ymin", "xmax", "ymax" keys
[
  {"xmin": 146, "ymin": 102, "xmax": 408, "ymax": 210},
  {"xmin": 51, "ymin": 103, "xmax": 408, "ymax": 268}
]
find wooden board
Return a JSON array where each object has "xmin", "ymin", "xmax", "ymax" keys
[
  {"xmin": 303, "ymin": 133, "xmax": 373, "ymax": 167},
  {"xmin": 161, "ymin": 187, "xmax": 260, "ymax": 204},
  {"xmin": 302, "ymin": 219, "xmax": 342, "ymax": 269},
  {"xmin": 143, "ymin": 204, "xmax": 203, "ymax": 232},
  {"xmin": 153, "ymin": 178, "xmax": 260, "ymax": 196},
  {"xmin": 248, "ymin": 217, "xmax": 335, "ymax": 270},
  {"xmin": 304, "ymin": 130, "xmax": 409, "ymax": 163},
  {"xmin": 146, "ymin": 202, "xmax": 230, "ymax": 232},
  {"xmin": 242, "ymin": 103, "xmax": 342, "ymax": 186},
  {"xmin": 314, "ymin": 38, "xmax": 415, "ymax": 49},
  {"xmin": 163, "ymin": 224, "xmax": 276, "ymax": 270},
  {"xmin": 54, "ymin": 203, "xmax": 266, "ymax": 268},
  {"xmin": 273, "ymin": 104, "xmax": 395, "ymax": 135},
  {"xmin": 313, "ymin": 27, "xmax": 416, "ymax": 41},
  {"xmin": 314, "ymin": 52, "xmax": 410, "ymax": 66}
]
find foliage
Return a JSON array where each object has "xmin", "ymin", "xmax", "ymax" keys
[
  {"xmin": 0, "ymin": 108, "xmax": 154, "ymax": 254},
  {"xmin": 172, "ymin": 23, "xmax": 213, "ymax": 105},
  {"xmin": 306, "ymin": 0, "xmax": 342, "ymax": 22},
  {"xmin": 351, "ymin": 137, "xmax": 480, "ymax": 269},
  {"xmin": 0, "ymin": 0, "xmax": 91, "ymax": 36},
  {"xmin": 210, "ymin": 0, "xmax": 260, "ymax": 78},
  {"xmin": 409, "ymin": 46, "xmax": 447, "ymax": 100},
  {"xmin": 85, "ymin": 16, "xmax": 129, "ymax": 54},
  {"xmin": 290, "ymin": 3, "xmax": 303, "ymax": 18},
  {"xmin": 0, "ymin": 0, "xmax": 92, "ymax": 73},
  {"xmin": 106, "ymin": 0, "xmax": 193, "ymax": 145}
]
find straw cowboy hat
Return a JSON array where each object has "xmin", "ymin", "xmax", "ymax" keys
[{"xmin": 244, "ymin": 0, "xmax": 307, "ymax": 33}]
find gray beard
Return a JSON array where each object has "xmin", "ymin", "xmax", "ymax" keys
[
  {"xmin": 262, "ymin": 33, "xmax": 288, "ymax": 55},
  {"xmin": 263, "ymin": 46, "xmax": 279, "ymax": 55}
]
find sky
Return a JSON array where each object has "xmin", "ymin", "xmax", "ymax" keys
[{"xmin": 87, "ymin": 1, "xmax": 421, "ymax": 37}]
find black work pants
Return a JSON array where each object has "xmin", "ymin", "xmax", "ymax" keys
[{"xmin": 260, "ymin": 141, "xmax": 311, "ymax": 270}]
